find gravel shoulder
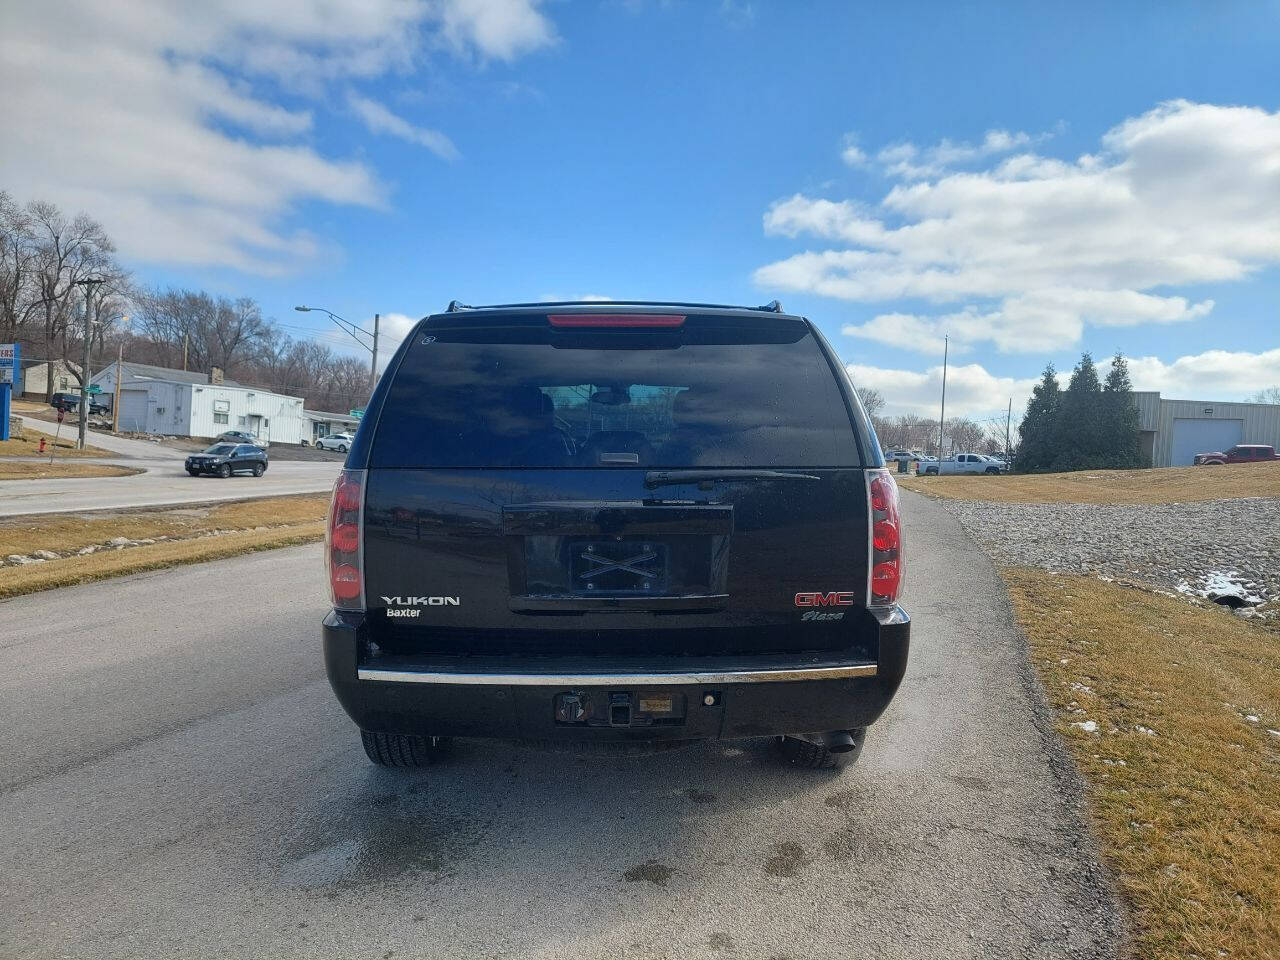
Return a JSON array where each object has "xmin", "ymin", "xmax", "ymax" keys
[
  {"xmin": 0, "ymin": 495, "xmax": 1125, "ymax": 960},
  {"xmin": 935, "ymin": 496, "xmax": 1280, "ymax": 626}
]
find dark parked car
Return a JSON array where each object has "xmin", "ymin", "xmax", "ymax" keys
[
  {"xmin": 323, "ymin": 300, "xmax": 910, "ymax": 772},
  {"xmin": 185, "ymin": 442, "xmax": 269, "ymax": 478},
  {"xmin": 50, "ymin": 392, "xmax": 109, "ymax": 414},
  {"xmin": 1193, "ymin": 444, "xmax": 1279, "ymax": 465}
]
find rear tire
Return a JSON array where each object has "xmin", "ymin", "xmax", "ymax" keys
[
  {"xmin": 252, "ymin": 463, "xmax": 265, "ymax": 477},
  {"xmin": 361, "ymin": 730, "xmax": 451, "ymax": 768},
  {"xmin": 338, "ymin": 443, "xmax": 348, "ymax": 453},
  {"xmin": 778, "ymin": 730, "xmax": 866, "ymax": 769},
  {"xmin": 186, "ymin": 468, "xmax": 198, "ymax": 477}
]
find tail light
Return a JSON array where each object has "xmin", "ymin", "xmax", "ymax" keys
[
  {"xmin": 867, "ymin": 468, "xmax": 905, "ymax": 606},
  {"xmin": 327, "ymin": 468, "xmax": 366, "ymax": 610}
]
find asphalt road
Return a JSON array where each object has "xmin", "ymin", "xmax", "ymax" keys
[
  {"xmin": 0, "ymin": 494, "xmax": 1124, "ymax": 959},
  {"xmin": 0, "ymin": 457, "xmax": 341, "ymax": 516}
]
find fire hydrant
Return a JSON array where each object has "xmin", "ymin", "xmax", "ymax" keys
[{"xmin": 38, "ymin": 437, "xmax": 46, "ymax": 454}]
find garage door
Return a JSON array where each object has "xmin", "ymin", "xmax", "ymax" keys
[
  {"xmin": 119, "ymin": 390, "xmax": 150, "ymax": 432},
  {"xmin": 1170, "ymin": 418, "xmax": 1243, "ymax": 466}
]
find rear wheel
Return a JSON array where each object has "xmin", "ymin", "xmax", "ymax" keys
[
  {"xmin": 186, "ymin": 468, "xmax": 198, "ymax": 477},
  {"xmin": 338, "ymin": 443, "xmax": 348, "ymax": 453},
  {"xmin": 778, "ymin": 730, "xmax": 866, "ymax": 769},
  {"xmin": 252, "ymin": 463, "xmax": 265, "ymax": 477},
  {"xmin": 218, "ymin": 463, "xmax": 232, "ymax": 478},
  {"xmin": 361, "ymin": 730, "xmax": 451, "ymax": 768}
]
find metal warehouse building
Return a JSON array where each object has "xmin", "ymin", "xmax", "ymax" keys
[
  {"xmin": 90, "ymin": 361, "xmax": 307, "ymax": 445},
  {"xmin": 1135, "ymin": 391, "xmax": 1280, "ymax": 466}
]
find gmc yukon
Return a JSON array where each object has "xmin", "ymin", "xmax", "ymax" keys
[{"xmin": 322, "ymin": 301, "xmax": 910, "ymax": 771}]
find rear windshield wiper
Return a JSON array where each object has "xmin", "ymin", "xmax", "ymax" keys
[{"xmin": 644, "ymin": 469, "xmax": 821, "ymax": 489}]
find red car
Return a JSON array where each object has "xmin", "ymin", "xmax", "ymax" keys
[{"xmin": 1193, "ymin": 444, "xmax": 1279, "ymax": 465}]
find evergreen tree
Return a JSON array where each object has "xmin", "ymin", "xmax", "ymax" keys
[
  {"xmin": 1101, "ymin": 353, "xmax": 1145, "ymax": 467},
  {"xmin": 1050, "ymin": 352, "xmax": 1105, "ymax": 471},
  {"xmin": 1014, "ymin": 364, "xmax": 1060, "ymax": 473}
]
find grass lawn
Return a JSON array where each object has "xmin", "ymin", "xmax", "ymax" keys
[
  {"xmin": 0, "ymin": 495, "xmax": 329, "ymax": 597},
  {"xmin": 898, "ymin": 460, "xmax": 1280, "ymax": 504},
  {"xmin": 1005, "ymin": 566, "xmax": 1280, "ymax": 960},
  {"xmin": 0, "ymin": 462, "xmax": 140, "ymax": 480},
  {"xmin": 0, "ymin": 432, "xmax": 115, "ymax": 459}
]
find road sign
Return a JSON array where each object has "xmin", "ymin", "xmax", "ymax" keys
[
  {"xmin": 0, "ymin": 343, "xmax": 15, "ymax": 387},
  {"xmin": 350, "ymin": 408, "xmax": 364, "ymax": 419},
  {"xmin": 0, "ymin": 343, "xmax": 18, "ymax": 442},
  {"xmin": 87, "ymin": 384, "xmax": 102, "ymax": 394}
]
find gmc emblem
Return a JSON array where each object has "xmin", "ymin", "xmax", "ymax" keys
[{"xmin": 794, "ymin": 591, "xmax": 857, "ymax": 607}]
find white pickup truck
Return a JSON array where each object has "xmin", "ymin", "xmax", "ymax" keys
[{"xmin": 917, "ymin": 453, "xmax": 1005, "ymax": 475}]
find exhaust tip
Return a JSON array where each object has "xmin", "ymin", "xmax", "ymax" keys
[{"xmin": 824, "ymin": 730, "xmax": 857, "ymax": 754}]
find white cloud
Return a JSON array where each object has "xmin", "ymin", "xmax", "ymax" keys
[
  {"xmin": 0, "ymin": 0, "xmax": 554, "ymax": 273},
  {"xmin": 846, "ymin": 361, "xmax": 1041, "ymax": 419},
  {"xmin": 438, "ymin": 0, "xmax": 557, "ymax": 61},
  {"xmin": 845, "ymin": 346, "xmax": 1280, "ymax": 421},
  {"xmin": 758, "ymin": 101, "xmax": 1280, "ymax": 353},
  {"xmin": 875, "ymin": 128, "xmax": 1037, "ymax": 179},
  {"xmin": 348, "ymin": 94, "xmax": 459, "ymax": 161},
  {"xmin": 1128, "ymin": 347, "xmax": 1280, "ymax": 399}
]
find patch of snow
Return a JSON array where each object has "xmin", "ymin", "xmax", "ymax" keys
[
  {"xmin": 1244, "ymin": 715, "xmax": 1259, "ymax": 724},
  {"xmin": 1135, "ymin": 725, "xmax": 1157, "ymax": 737},
  {"xmin": 1071, "ymin": 720, "xmax": 1099, "ymax": 733},
  {"xmin": 1175, "ymin": 570, "xmax": 1265, "ymax": 605}
]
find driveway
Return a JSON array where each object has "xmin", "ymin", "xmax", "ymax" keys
[
  {"xmin": 16, "ymin": 415, "xmax": 188, "ymax": 459},
  {"xmin": 0, "ymin": 493, "xmax": 1124, "ymax": 959}
]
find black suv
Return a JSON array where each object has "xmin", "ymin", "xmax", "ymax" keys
[
  {"xmin": 185, "ymin": 442, "xmax": 269, "ymax": 478},
  {"xmin": 323, "ymin": 301, "xmax": 909, "ymax": 770}
]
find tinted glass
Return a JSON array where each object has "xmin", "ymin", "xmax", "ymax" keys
[
  {"xmin": 205, "ymin": 444, "xmax": 236, "ymax": 455},
  {"xmin": 371, "ymin": 314, "xmax": 861, "ymax": 468}
]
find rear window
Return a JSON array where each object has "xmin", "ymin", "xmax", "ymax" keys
[{"xmin": 370, "ymin": 313, "xmax": 862, "ymax": 468}]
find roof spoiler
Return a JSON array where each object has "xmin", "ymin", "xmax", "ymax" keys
[{"xmin": 445, "ymin": 299, "xmax": 785, "ymax": 314}]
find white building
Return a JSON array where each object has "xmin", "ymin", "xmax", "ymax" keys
[
  {"xmin": 303, "ymin": 409, "xmax": 360, "ymax": 444},
  {"xmin": 22, "ymin": 359, "xmax": 81, "ymax": 398},
  {"xmin": 91, "ymin": 361, "xmax": 307, "ymax": 444}
]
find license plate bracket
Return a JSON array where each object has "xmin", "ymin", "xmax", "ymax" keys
[{"xmin": 570, "ymin": 540, "xmax": 669, "ymax": 595}]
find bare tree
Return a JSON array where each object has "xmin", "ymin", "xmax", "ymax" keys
[
  {"xmin": 855, "ymin": 386, "xmax": 885, "ymax": 418},
  {"xmin": 1251, "ymin": 386, "xmax": 1280, "ymax": 404},
  {"xmin": 943, "ymin": 416, "xmax": 984, "ymax": 454}
]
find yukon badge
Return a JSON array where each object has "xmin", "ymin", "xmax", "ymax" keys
[{"xmin": 381, "ymin": 595, "xmax": 460, "ymax": 619}]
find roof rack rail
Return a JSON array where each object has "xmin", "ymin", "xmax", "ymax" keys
[{"xmin": 441, "ymin": 299, "xmax": 786, "ymax": 314}]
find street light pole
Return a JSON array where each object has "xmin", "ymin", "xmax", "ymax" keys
[
  {"xmin": 74, "ymin": 277, "xmax": 105, "ymax": 450},
  {"xmin": 938, "ymin": 335, "xmax": 948, "ymax": 458},
  {"xmin": 294, "ymin": 305, "xmax": 380, "ymax": 397}
]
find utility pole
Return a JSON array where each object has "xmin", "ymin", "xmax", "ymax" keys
[
  {"xmin": 76, "ymin": 278, "xmax": 104, "ymax": 450},
  {"xmin": 113, "ymin": 341, "xmax": 124, "ymax": 433},
  {"xmin": 182, "ymin": 332, "xmax": 189, "ymax": 371},
  {"xmin": 369, "ymin": 313, "xmax": 380, "ymax": 393},
  {"xmin": 938, "ymin": 335, "xmax": 949, "ymax": 457},
  {"xmin": 1005, "ymin": 397, "xmax": 1012, "ymax": 460}
]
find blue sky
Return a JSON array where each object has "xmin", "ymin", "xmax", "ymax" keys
[{"xmin": 5, "ymin": 0, "xmax": 1279, "ymax": 416}]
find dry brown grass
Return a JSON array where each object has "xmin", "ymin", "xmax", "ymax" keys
[
  {"xmin": 898, "ymin": 460, "xmax": 1280, "ymax": 504},
  {"xmin": 0, "ymin": 524, "xmax": 324, "ymax": 596},
  {"xmin": 0, "ymin": 432, "xmax": 115, "ymax": 458},
  {"xmin": 0, "ymin": 494, "xmax": 328, "ymax": 559},
  {"xmin": 0, "ymin": 462, "xmax": 140, "ymax": 480},
  {"xmin": 1004, "ymin": 566, "xmax": 1280, "ymax": 960}
]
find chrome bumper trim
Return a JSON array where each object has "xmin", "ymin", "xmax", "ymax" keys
[{"xmin": 356, "ymin": 663, "xmax": 878, "ymax": 686}]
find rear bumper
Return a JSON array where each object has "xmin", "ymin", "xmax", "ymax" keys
[{"xmin": 322, "ymin": 608, "xmax": 910, "ymax": 742}]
